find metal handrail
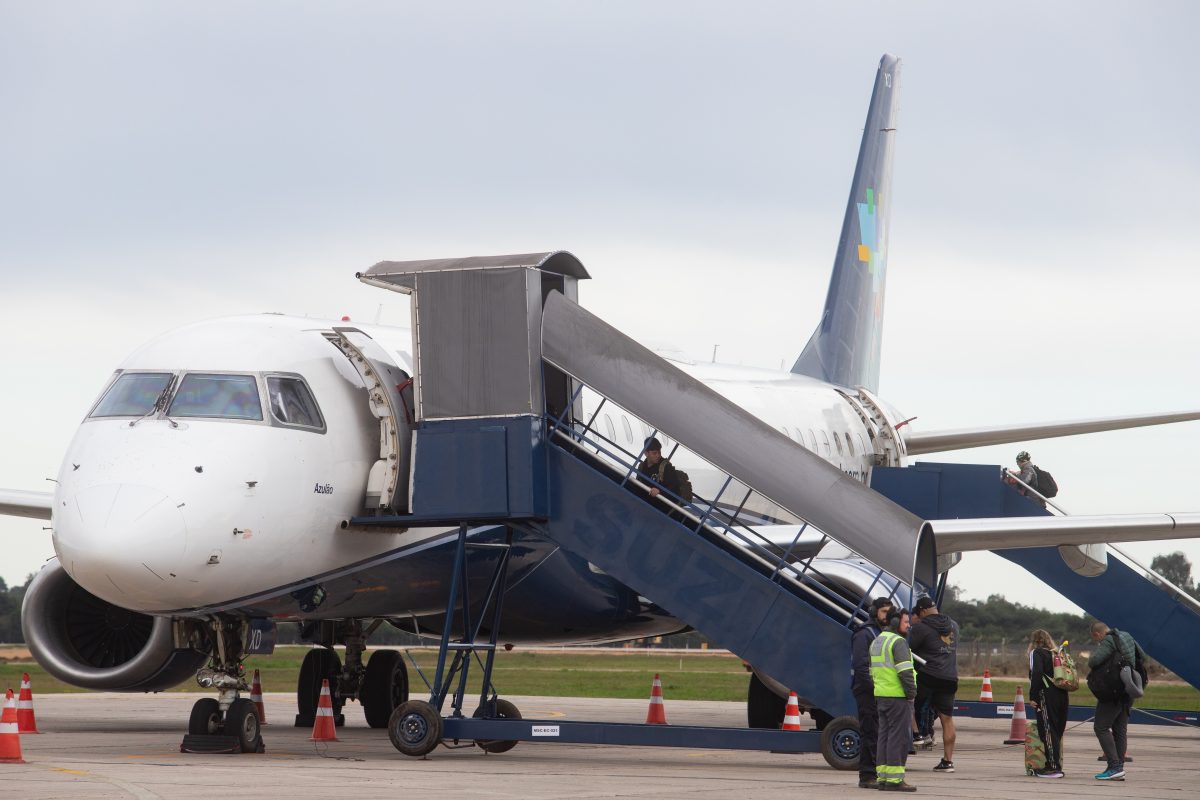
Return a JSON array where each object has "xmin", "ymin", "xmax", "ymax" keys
[{"xmin": 545, "ymin": 398, "xmax": 900, "ymax": 628}]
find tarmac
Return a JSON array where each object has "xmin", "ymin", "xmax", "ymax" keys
[{"xmin": 4, "ymin": 692, "xmax": 1198, "ymax": 799}]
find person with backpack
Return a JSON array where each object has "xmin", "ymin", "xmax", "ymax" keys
[
  {"xmin": 850, "ymin": 597, "xmax": 894, "ymax": 788},
  {"xmin": 1027, "ymin": 629, "xmax": 1069, "ymax": 778},
  {"xmin": 1087, "ymin": 622, "xmax": 1148, "ymax": 781},
  {"xmin": 1010, "ymin": 451, "xmax": 1050, "ymax": 507},
  {"xmin": 636, "ymin": 437, "xmax": 688, "ymax": 501}
]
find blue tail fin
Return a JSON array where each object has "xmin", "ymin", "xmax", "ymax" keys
[{"xmin": 791, "ymin": 54, "xmax": 901, "ymax": 392}]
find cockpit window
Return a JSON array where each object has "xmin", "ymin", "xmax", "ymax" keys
[
  {"xmin": 168, "ymin": 374, "xmax": 263, "ymax": 420},
  {"xmin": 267, "ymin": 376, "xmax": 324, "ymax": 430},
  {"xmin": 90, "ymin": 372, "xmax": 173, "ymax": 417}
]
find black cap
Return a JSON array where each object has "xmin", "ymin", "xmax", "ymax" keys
[
  {"xmin": 914, "ymin": 596, "xmax": 936, "ymax": 613},
  {"xmin": 644, "ymin": 437, "xmax": 662, "ymax": 452}
]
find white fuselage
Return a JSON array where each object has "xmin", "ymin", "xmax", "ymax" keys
[{"xmin": 51, "ymin": 313, "xmax": 907, "ymax": 615}]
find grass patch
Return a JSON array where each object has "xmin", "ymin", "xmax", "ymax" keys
[{"xmin": 3, "ymin": 647, "xmax": 1197, "ymax": 710}]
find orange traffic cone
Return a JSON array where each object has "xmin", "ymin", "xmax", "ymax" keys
[
  {"xmin": 251, "ymin": 669, "xmax": 268, "ymax": 726},
  {"xmin": 645, "ymin": 674, "xmax": 668, "ymax": 725},
  {"xmin": 979, "ymin": 669, "xmax": 994, "ymax": 701},
  {"xmin": 1004, "ymin": 686, "xmax": 1028, "ymax": 744},
  {"xmin": 309, "ymin": 679, "xmax": 339, "ymax": 741},
  {"xmin": 782, "ymin": 691, "xmax": 802, "ymax": 731},
  {"xmin": 0, "ymin": 689, "xmax": 24, "ymax": 763},
  {"xmin": 16, "ymin": 673, "xmax": 39, "ymax": 734}
]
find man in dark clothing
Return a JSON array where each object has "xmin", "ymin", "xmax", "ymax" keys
[
  {"xmin": 850, "ymin": 597, "xmax": 893, "ymax": 788},
  {"xmin": 1088, "ymin": 622, "xmax": 1147, "ymax": 781},
  {"xmin": 636, "ymin": 437, "xmax": 685, "ymax": 499},
  {"xmin": 909, "ymin": 596, "xmax": 959, "ymax": 773}
]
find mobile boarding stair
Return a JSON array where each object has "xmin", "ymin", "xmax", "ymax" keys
[
  {"xmin": 872, "ymin": 461, "xmax": 1200, "ymax": 728},
  {"xmin": 351, "ymin": 252, "xmax": 937, "ymax": 768}
]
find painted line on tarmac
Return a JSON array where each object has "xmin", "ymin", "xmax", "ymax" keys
[{"xmin": 40, "ymin": 763, "xmax": 165, "ymax": 800}]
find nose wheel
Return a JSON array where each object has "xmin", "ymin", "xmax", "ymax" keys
[{"xmin": 184, "ymin": 697, "xmax": 265, "ymax": 754}]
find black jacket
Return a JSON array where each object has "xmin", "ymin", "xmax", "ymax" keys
[
  {"xmin": 851, "ymin": 621, "xmax": 883, "ymax": 692},
  {"xmin": 909, "ymin": 613, "xmax": 959, "ymax": 681},
  {"xmin": 637, "ymin": 457, "xmax": 685, "ymax": 498},
  {"xmin": 1029, "ymin": 646, "xmax": 1068, "ymax": 704}
]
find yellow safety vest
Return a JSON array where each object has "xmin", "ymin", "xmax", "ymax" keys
[{"xmin": 870, "ymin": 631, "xmax": 915, "ymax": 698}]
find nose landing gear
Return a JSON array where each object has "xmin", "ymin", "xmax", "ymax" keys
[{"xmin": 180, "ymin": 619, "xmax": 265, "ymax": 754}]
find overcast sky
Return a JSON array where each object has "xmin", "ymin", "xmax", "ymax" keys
[{"xmin": 3, "ymin": 2, "xmax": 1199, "ymax": 617}]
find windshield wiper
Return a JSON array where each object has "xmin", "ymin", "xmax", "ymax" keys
[{"xmin": 129, "ymin": 374, "xmax": 179, "ymax": 428}]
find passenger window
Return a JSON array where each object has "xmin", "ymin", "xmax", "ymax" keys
[
  {"xmin": 833, "ymin": 432, "xmax": 843, "ymax": 455},
  {"xmin": 807, "ymin": 430, "xmax": 817, "ymax": 451},
  {"xmin": 621, "ymin": 416, "xmax": 634, "ymax": 444},
  {"xmin": 169, "ymin": 374, "xmax": 263, "ymax": 421},
  {"xmin": 857, "ymin": 434, "xmax": 868, "ymax": 455},
  {"xmin": 603, "ymin": 414, "xmax": 616, "ymax": 441},
  {"xmin": 267, "ymin": 376, "xmax": 324, "ymax": 430},
  {"xmin": 781, "ymin": 426, "xmax": 791, "ymax": 439},
  {"xmin": 90, "ymin": 372, "xmax": 173, "ymax": 417},
  {"xmin": 844, "ymin": 433, "xmax": 854, "ymax": 455},
  {"xmin": 820, "ymin": 430, "xmax": 831, "ymax": 457}
]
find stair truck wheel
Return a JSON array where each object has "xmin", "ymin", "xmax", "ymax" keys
[
  {"xmin": 188, "ymin": 698, "xmax": 222, "ymax": 736},
  {"xmin": 388, "ymin": 700, "xmax": 443, "ymax": 757},
  {"xmin": 472, "ymin": 698, "xmax": 522, "ymax": 754},
  {"xmin": 362, "ymin": 649, "xmax": 408, "ymax": 729},
  {"xmin": 226, "ymin": 698, "xmax": 264, "ymax": 753},
  {"xmin": 820, "ymin": 714, "xmax": 861, "ymax": 771},
  {"xmin": 296, "ymin": 647, "xmax": 344, "ymax": 727}
]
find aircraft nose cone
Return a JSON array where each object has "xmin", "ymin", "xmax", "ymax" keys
[{"xmin": 55, "ymin": 483, "xmax": 187, "ymax": 606}]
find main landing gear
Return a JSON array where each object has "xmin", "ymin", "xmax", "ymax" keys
[
  {"xmin": 181, "ymin": 618, "xmax": 264, "ymax": 754},
  {"xmin": 293, "ymin": 619, "xmax": 410, "ymax": 730}
]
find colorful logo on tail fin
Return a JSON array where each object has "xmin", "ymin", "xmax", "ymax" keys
[{"xmin": 856, "ymin": 187, "xmax": 886, "ymax": 319}]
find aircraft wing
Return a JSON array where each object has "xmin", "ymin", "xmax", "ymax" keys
[
  {"xmin": 925, "ymin": 512, "xmax": 1200, "ymax": 553},
  {"xmin": 904, "ymin": 410, "xmax": 1200, "ymax": 455},
  {"xmin": 0, "ymin": 489, "xmax": 53, "ymax": 520}
]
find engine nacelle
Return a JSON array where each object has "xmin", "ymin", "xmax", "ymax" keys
[{"xmin": 22, "ymin": 560, "xmax": 210, "ymax": 691}]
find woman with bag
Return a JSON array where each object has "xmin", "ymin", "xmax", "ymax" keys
[{"xmin": 1028, "ymin": 629, "xmax": 1068, "ymax": 778}]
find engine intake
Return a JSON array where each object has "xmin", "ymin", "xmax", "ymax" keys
[{"xmin": 22, "ymin": 560, "xmax": 209, "ymax": 691}]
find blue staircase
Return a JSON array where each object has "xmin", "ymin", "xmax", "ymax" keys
[
  {"xmin": 871, "ymin": 461, "xmax": 1200, "ymax": 690},
  {"xmin": 534, "ymin": 444, "xmax": 856, "ymax": 715}
]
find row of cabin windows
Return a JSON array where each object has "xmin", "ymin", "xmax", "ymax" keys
[
  {"xmin": 778, "ymin": 426, "xmax": 867, "ymax": 459},
  {"xmin": 592, "ymin": 408, "xmax": 865, "ymax": 462}
]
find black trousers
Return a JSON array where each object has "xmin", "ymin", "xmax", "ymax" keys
[
  {"xmin": 1036, "ymin": 687, "xmax": 1068, "ymax": 769},
  {"xmin": 1094, "ymin": 697, "xmax": 1130, "ymax": 771},
  {"xmin": 853, "ymin": 687, "xmax": 879, "ymax": 779}
]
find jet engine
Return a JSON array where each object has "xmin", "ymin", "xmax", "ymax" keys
[{"xmin": 21, "ymin": 560, "xmax": 210, "ymax": 691}]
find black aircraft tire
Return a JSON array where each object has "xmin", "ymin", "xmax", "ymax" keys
[
  {"xmin": 746, "ymin": 673, "xmax": 787, "ymax": 729},
  {"xmin": 362, "ymin": 649, "xmax": 409, "ymax": 729},
  {"xmin": 820, "ymin": 714, "xmax": 862, "ymax": 771},
  {"xmin": 472, "ymin": 698, "xmax": 522, "ymax": 754},
  {"xmin": 388, "ymin": 700, "xmax": 443, "ymax": 757},
  {"xmin": 226, "ymin": 698, "xmax": 263, "ymax": 754},
  {"xmin": 296, "ymin": 647, "xmax": 343, "ymax": 727},
  {"xmin": 188, "ymin": 697, "xmax": 222, "ymax": 736}
]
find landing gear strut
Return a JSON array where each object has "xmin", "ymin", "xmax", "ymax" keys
[{"xmin": 181, "ymin": 618, "xmax": 264, "ymax": 754}]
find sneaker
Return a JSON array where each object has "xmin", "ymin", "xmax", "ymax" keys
[
  {"xmin": 1034, "ymin": 768, "xmax": 1064, "ymax": 778},
  {"xmin": 933, "ymin": 759, "xmax": 954, "ymax": 772},
  {"xmin": 1095, "ymin": 768, "xmax": 1126, "ymax": 780}
]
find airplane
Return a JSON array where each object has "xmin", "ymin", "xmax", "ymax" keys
[{"xmin": 3, "ymin": 53, "xmax": 1199, "ymax": 753}]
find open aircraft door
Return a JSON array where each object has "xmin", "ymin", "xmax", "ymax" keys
[{"xmin": 326, "ymin": 327, "xmax": 415, "ymax": 513}]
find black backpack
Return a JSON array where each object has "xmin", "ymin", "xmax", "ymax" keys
[
  {"xmin": 1086, "ymin": 630, "xmax": 1132, "ymax": 701},
  {"xmin": 1033, "ymin": 465, "xmax": 1059, "ymax": 498}
]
